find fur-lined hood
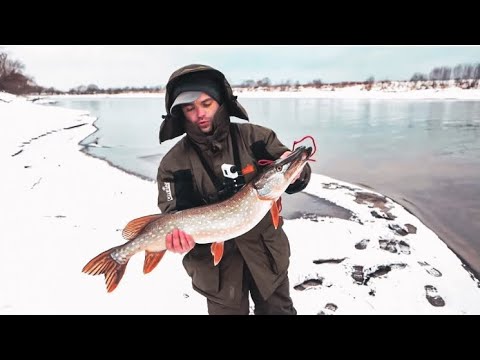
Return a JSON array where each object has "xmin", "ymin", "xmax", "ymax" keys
[{"xmin": 159, "ymin": 64, "xmax": 249, "ymax": 143}]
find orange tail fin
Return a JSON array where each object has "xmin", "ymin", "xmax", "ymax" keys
[{"xmin": 82, "ymin": 247, "xmax": 128, "ymax": 293}]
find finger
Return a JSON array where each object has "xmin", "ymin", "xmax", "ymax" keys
[
  {"xmin": 178, "ymin": 230, "xmax": 189, "ymax": 251},
  {"xmin": 185, "ymin": 233, "xmax": 196, "ymax": 250},
  {"xmin": 172, "ymin": 228, "xmax": 182, "ymax": 252},
  {"xmin": 179, "ymin": 230, "xmax": 195, "ymax": 252},
  {"xmin": 166, "ymin": 233, "xmax": 173, "ymax": 251},
  {"xmin": 280, "ymin": 151, "xmax": 292, "ymax": 159},
  {"xmin": 181, "ymin": 233, "xmax": 195, "ymax": 252}
]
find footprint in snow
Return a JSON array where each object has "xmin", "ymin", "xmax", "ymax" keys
[
  {"xmin": 318, "ymin": 303, "xmax": 338, "ymax": 315},
  {"xmin": 425, "ymin": 285, "xmax": 445, "ymax": 307},
  {"xmin": 294, "ymin": 278, "xmax": 323, "ymax": 291},
  {"xmin": 418, "ymin": 261, "xmax": 442, "ymax": 277},
  {"xmin": 355, "ymin": 239, "xmax": 370, "ymax": 250}
]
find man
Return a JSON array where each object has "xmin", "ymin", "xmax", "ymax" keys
[{"xmin": 157, "ymin": 64, "xmax": 311, "ymax": 315}]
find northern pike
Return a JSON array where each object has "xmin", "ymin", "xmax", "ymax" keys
[{"xmin": 82, "ymin": 146, "xmax": 312, "ymax": 292}]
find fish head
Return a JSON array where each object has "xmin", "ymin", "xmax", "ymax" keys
[{"xmin": 253, "ymin": 146, "xmax": 312, "ymax": 200}]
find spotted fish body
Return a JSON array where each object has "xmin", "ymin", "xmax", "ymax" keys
[
  {"xmin": 114, "ymin": 186, "xmax": 271, "ymax": 263},
  {"xmin": 83, "ymin": 146, "xmax": 312, "ymax": 292}
]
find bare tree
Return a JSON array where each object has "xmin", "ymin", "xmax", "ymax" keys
[
  {"xmin": 453, "ymin": 64, "xmax": 464, "ymax": 80},
  {"xmin": 86, "ymin": 84, "xmax": 100, "ymax": 93},
  {"xmin": 429, "ymin": 67, "xmax": 442, "ymax": 81},
  {"xmin": 365, "ymin": 76, "xmax": 375, "ymax": 90},
  {"xmin": 240, "ymin": 80, "xmax": 256, "ymax": 88},
  {"xmin": 312, "ymin": 79, "xmax": 323, "ymax": 88},
  {"xmin": 463, "ymin": 64, "xmax": 474, "ymax": 79},
  {"xmin": 256, "ymin": 77, "xmax": 271, "ymax": 87},
  {"xmin": 440, "ymin": 66, "xmax": 452, "ymax": 80},
  {"xmin": 474, "ymin": 63, "xmax": 480, "ymax": 80},
  {"xmin": 0, "ymin": 50, "xmax": 39, "ymax": 94},
  {"xmin": 410, "ymin": 72, "xmax": 428, "ymax": 81},
  {"xmin": 276, "ymin": 79, "xmax": 292, "ymax": 87}
]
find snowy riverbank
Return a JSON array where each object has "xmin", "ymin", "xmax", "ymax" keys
[{"xmin": 1, "ymin": 92, "xmax": 479, "ymax": 314}]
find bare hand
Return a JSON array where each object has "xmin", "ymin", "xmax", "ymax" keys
[
  {"xmin": 280, "ymin": 151, "xmax": 301, "ymax": 184},
  {"xmin": 166, "ymin": 228, "xmax": 195, "ymax": 254}
]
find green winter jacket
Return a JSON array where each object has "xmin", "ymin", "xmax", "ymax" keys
[{"xmin": 157, "ymin": 64, "xmax": 311, "ymax": 306}]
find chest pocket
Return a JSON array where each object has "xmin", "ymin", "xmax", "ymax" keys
[
  {"xmin": 189, "ymin": 123, "xmax": 253, "ymax": 205},
  {"xmin": 173, "ymin": 169, "xmax": 204, "ymax": 210}
]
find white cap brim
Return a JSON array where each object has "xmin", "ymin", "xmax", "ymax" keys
[{"xmin": 170, "ymin": 91, "xmax": 202, "ymax": 113}]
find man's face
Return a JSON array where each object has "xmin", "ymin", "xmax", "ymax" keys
[{"xmin": 181, "ymin": 92, "xmax": 220, "ymax": 133}]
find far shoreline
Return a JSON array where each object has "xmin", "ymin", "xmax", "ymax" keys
[{"xmin": 41, "ymin": 85, "xmax": 480, "ymax": 101}]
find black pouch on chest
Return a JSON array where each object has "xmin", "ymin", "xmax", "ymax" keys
[{"xmin": 190, "ymin": 124, "xmax": 246, "ymax": 204}]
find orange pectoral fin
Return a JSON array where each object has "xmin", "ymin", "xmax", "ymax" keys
[
  {"xmin": 143, "ymin": 250, "xmax": 166, "ymax": 274},
  {"xmin": 277, "ymin": 196, "xmax": 282, "ymax": 213},
  {"xmin": 270, "ymin": 200, "xmax": 281, "ymax": 229},
  {"xmin": 210, "ymin": 242, "xmax": 224, "ymax": 266}
]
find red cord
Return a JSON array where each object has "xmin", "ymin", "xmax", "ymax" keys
[
  {"xmin": 257, "ymin": 135, "xmax": 316, "ymax": 167},
  {"xmin": 257, "ymin": 159, "xmax": 274, "ymax": 166},
  {"xmin": 292, "ymin": 135, "xmax": 316, "ymax": 161}
]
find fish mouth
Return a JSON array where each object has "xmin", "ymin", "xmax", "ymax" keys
[
  {"xmin": 276, "ymin": 146, "xmax": 312, "ymax": 168},
  {"xmin": 253, "ymin": 145, "xmax": 312, "ymax": 196}
]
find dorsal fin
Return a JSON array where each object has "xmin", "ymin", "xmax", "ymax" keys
[{"xmin": 122, "ymin": 214, "xmax": 164, "ymax": 240}]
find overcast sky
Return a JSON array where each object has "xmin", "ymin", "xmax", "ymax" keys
[{"xmin": 1, "ymin": 45, "xmax": 480, "ymax": 91}]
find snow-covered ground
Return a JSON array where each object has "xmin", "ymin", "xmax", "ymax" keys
[{"xmin": 1, "ymin": 91, "xmax": 479, "ymax": 315}]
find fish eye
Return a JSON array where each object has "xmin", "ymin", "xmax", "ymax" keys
[{"xmin": 276, "ymin": 165, "xmax": 283, "ymax": 172}]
